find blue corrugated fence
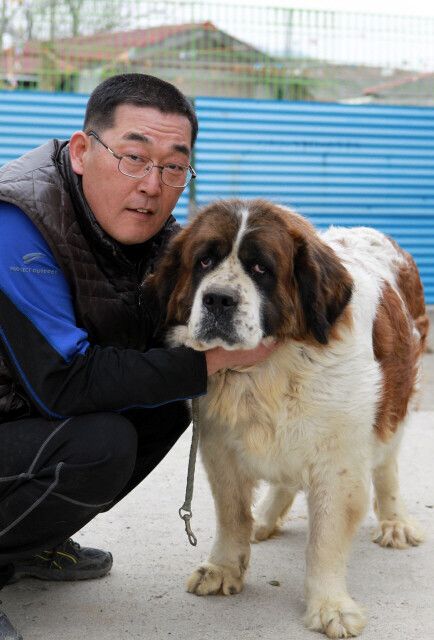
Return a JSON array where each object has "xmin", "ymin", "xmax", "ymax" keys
[
  {"xmin": 1, "ymin": 90, "xmax": 433, "ymax": 302},
  {"xmin": 195, "ymin": 98, "xmax": 434, "ymax": 304}
]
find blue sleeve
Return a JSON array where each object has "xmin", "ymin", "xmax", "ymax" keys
[
  {"xmin": 0, "ymin": 201, "xmax": 207, "ymax": 418},
  {"xmin": 0, "ymin": 202, "xmax": 90, "ymax": 361}
]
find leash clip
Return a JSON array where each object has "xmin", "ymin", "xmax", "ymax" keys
[{"xmin": 179, "ymin": 506, "xmax": 197, "ymax": 546}]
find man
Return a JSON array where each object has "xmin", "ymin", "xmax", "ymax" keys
[{"xmin": 0, "ymin": 73, "xmax": 277, "ymax": 639}]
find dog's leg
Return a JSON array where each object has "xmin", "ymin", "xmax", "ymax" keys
[
  {"xmin": 187, "ymin": 436, "xmax": 254, "ymax": 596},
  {"xmin": 372, "ymin": 427, "xmax": 425, "ymax": 549},
  {"xmin": 305, "ymin": 466, "xmax": 369, "ymax": 639},
  {"xmin": 251, "ymin": 483, "xmax": 296, "ymax": 542}
]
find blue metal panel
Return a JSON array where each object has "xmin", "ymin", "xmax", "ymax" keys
[
  {"xmin": 1, "ymin": 91, "xmax": 433, "ymax": 302},
  {"xmin": 195, "ymin": 98, "xmax": 434, "ymax": 304},
  {"xmin": 0, "ymin": 90, "xmax": 190, "ymax": 221},
  {"xmin": 0, "ymin": 90, "xmax": 88, "ymax": 163}
]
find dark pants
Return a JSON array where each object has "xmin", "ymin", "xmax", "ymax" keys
[{"xmin": 0, "ymin": 402, "xmax": 190, "ymax": 589}]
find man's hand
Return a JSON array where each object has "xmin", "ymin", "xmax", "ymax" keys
[{"xmin": 205, "ymin": 340, "xmax": 279, "ymax": 376}]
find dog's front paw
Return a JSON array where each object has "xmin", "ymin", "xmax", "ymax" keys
[
  {"xmin": 306, "ymin": 597, "xmax": 366, "ymax": 639},
  {"xmin": 372, "ymin": 518, "xmax": 425, "ymax": 549},
  {"xmin": 186, "ymin": 563, "xmax": 244, "ymax": 596}
]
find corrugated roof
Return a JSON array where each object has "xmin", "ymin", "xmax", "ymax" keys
[{"xmin": 0, "ymin": 23, "xmax": 219, "ymax": 75}]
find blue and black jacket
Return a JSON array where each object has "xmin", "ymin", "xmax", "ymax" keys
[{"xmin": 0, "ymin": 140, "xmax": 207, "ymax": 422}]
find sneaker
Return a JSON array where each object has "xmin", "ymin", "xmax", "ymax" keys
[
  {"xmin": 0, "ymin": 604, "xmax": 22, "ymax": 640},
  {"xmin": 8, "ymin": 539, "xmax": 112, "ymax": 583}
]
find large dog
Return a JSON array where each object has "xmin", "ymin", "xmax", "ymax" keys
[{"xmin": 144, "ymin": 198, "xmax": 429, "ymax": 638}]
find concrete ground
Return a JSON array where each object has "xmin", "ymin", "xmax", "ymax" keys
[{"xmin": 3, "ymin": 310, "xmax": 434, "ymax": 640}]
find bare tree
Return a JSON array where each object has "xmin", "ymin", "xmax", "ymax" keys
[
  {"xmin": 64, "ymin": 0, "xmax": 86, "ymax": 36},
  {"xmin": 0, "ymin": 0, "xmax": 7, "ymax": 46},
  {"xmin": 18, "ymin": 0, "xmax": 58, "ymax": 41},
  {"xmin": 1, "ymin": 0, "xmax": 21, "ymax": 48},
  {"xmin": 3, "ymin": 0, "xmax": 178, "ymax": 44}
]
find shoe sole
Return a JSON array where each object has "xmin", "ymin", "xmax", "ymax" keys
[{"xmin": 7, "ymin": 566, "xmax": 112, "ymax": 584}]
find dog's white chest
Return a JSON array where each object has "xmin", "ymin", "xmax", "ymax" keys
[{"xmin": 199, "ymin": 339, "xmax": 379, "ymax": 488}]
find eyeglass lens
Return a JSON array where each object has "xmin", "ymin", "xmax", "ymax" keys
[{"xmin": 119, "ymin": 156, "xmax": 192, "ymax": 187}]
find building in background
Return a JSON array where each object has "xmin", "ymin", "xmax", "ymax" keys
[
  {"xmin": 0, "ymin": 22, "xmax": 311, "ymax": 99},
  {"xmin": 0, "ymin": 2, "xmax": 433, "ymax": 106}
]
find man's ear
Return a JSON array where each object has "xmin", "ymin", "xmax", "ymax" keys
[{"xmin": 69, "ymin": 131, "xmax": 90, "ymax": 175}]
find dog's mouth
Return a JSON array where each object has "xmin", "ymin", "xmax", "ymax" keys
[
  {"xmin": 194, "ymin": 323, "xmax": 238, "ymax": 348},
  {"xmin": 187, "ymin": 314, "xmax": 262, "ymax": 351},
  {"xmin": 167, "ymin": 324, "xmax": 247, "ymax": 351}
]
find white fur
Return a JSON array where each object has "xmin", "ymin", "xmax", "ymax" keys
[
  {"xmin": 184, "ymin": 206, "xmax": 264, "ymax": 350},
  {"xmin": 171, "ymin": 217, "xmax": 425, "ymax": 639}
]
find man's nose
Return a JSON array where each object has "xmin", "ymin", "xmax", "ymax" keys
[{"xmin": 137, "ymin": 166, "xmax": 162, "ymax": 195}]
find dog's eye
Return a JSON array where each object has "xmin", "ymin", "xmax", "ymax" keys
[
  {"xmin": 253, "ymin": 264, "xmax": 267, "ymax": 275},
  {"xmin": 200, "ymin": 257, "xmax": 213, "ymax": 269}
]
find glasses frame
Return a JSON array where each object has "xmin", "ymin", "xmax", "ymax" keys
[{"xmin": 87, "ymin": 130, "xmax": 196, "ymax": 188}]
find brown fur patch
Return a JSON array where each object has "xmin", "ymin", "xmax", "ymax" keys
[
  {"xmin": 373, "ymin": 279, "xmax": 425, "ymax": 442},
  {"xmin": 388, "ymin": 238, "xmax": 430, "ymax": 351},
  {"xmin": 245, "ymin": 200, "xmax": 353, "ymax": 345}
]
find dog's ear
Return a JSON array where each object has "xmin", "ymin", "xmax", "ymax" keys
[
  {"xmin": 141, "ymin": 231, "xmax": 185, "ymax": 334},
  {"xmin": 293, "ymin": 234, "xmax": 353, "ymax": 344}
]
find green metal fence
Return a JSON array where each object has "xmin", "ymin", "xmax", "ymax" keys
[{"xmin": 1, "ymin": 1, "xmax": 433, "ymax": 105}]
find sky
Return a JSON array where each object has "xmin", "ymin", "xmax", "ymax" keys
[
  {"xmin": 197, "ymin": 0, "xmax": 434, "ymax": 70},
  {"xmin": 213, "ymin": 0, "xmax": 434, "ymax": 18}
]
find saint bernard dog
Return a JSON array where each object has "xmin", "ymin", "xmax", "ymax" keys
[{"xmin": 144, "ymin": 198, "xmax": 429, "ymax": 638}]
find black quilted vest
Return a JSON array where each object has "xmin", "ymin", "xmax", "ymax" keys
[{"xmin": 0, "ymin": 139, "xmax": 181, "ymax": 417}]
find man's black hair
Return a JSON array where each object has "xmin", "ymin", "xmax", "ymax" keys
[{"xmin": 83, "ymin": 73, "xmax": 198, "ymax": 147}]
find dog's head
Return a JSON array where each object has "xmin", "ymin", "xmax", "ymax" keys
[{"xmin": 143, "ymin": 199, "xmax": 353, "ymax": 350}]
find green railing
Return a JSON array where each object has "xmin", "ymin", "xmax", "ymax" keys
[{"xmin": 1, "ymin": 1, "xmax": 433, "ymax": 105}]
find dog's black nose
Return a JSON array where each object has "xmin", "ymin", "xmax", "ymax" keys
[{"xmin": 203, "ymin": 290, "xmax": 238, "ymax": 317}]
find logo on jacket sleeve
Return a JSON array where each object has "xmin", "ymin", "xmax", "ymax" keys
[
  {"xmin": 8, "ymin": 252, "xmax": 58, "ymax": 275},
  {"xmin": 22, "ymin": 252, "xmax": 46, "ymax": 265}
]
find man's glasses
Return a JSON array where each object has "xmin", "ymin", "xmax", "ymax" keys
[{"xmin": 87, "ymin": 131, "xmax": 196, "ymax": 188}]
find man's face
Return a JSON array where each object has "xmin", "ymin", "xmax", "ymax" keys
[{"xmin": 70, "ymin": 104, "xmax": 192, "ymax": 244}]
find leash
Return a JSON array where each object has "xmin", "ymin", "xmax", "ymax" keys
[{"xmin": 178, "ymin": 397, "xmax": 200, "ymax": 546}]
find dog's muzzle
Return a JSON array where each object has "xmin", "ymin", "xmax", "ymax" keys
[{"xmin": 194, "ymin": 287, "xmax": 240, "ymax": 345}]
